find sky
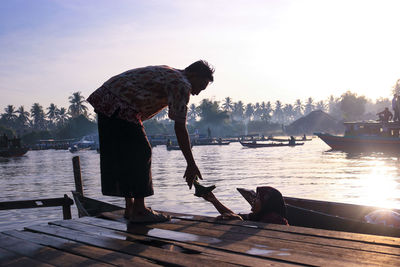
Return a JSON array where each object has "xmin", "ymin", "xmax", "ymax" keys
[{"xmin": 1, "ymin": 0, "xmax": 400, "ymax": 113}]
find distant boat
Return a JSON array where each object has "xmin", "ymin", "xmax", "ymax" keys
[
  {"xmin": 0, "ymin": 137, "xmax": 28, "ymax": 157},
  {"xmin": 240, "ymin": 141, "xmax": 304, "ymax": 148},
  {"xmin": 166, "ymin": 145, "xmax": 182, "ymax": 151},
  {"xmin": 0, "ymin": 147, "xmax": 29, "ymax": 157},
  {"xmin": 268, "ymin": 137, "xmax": 312, "ymax": 142},
  {"xmin": 193, "ymin": 140, "xmax": 230, "ymax": 146},
  {"xmin": 316, "ymin": 121, "xmax": 400, "ymax": 152}
]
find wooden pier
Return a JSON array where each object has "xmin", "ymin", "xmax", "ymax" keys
[{"xmin": 1, "ymin": 209, "xmax": 400, "ymax": 266}]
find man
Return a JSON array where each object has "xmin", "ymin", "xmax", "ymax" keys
[
  {"xmin": 392, "ymin": 94, "xmax": 399, "ymax": 121},
  {"xmin": 376, "ymin": 107, "xmax": 393, "ymax": 123},
  {"xmin": 87, "ymin": 60, "xmax": 214, "ymax": 222}
]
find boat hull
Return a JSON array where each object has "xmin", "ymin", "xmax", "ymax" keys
[
  {"xmin": 316, "ymin": 133, "xmax": 400, "ymax": 152},
  {"xmin": 193, "ymin": 142, "xmax": 230, "ymax": 146},
  {"xmin": 240, "ymin": 141, "xmax": 304, "ymax": 148},
  {"xmin": 0, "ymin": 147, "xmax": 29, "ymax": 157}
]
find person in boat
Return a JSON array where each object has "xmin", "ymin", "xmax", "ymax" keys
[
  {"xmin": 392, "ymin": 94, "xmax": 399, "ymax": 122},
  {"xmin": 396, "ymin": 95, "xmax": 400, "ymax": 123},
  {"xmin": 376, "ymin": 107, "xmax": 393, "ymax": 123},
  {"xmin": 201, "ymin": 186, "xmax": 289, "ymax": 225},
  {"xmin": 87, "ymin": 60, "xmax": 214, "ymax": 223},
  {"xmin": 166, "ymin": 138, "xmax": 172, "ymax": 147},
  {"xmin": 289, "ymin": 136, "xmax": 296, "ymax": 145},
  {"xmin": 302, "ymin": 134, "xmax": 307, "ymax": 141}
]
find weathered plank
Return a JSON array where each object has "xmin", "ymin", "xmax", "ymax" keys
[
  {"xmin": 3, "ymin": 230, "xmax": 161, "ymax": 267},
  {"xmin": 157, "ymin": 210, "xmax": 400, "ymax": 247},
  {"xmin": 25, "ymin": 223, "xmax": 240, "ymax": 267},
  {"xmin": 0, "ymin": 247, "xmax": 46, "ymax": 266},
  {"xmin": 161, "ymin": 217, "xmax": 400, "ymax": 255},
  {"xmin": 53, "ymin": 218, "xmax": 298, "ymax": 267},
  {"xmin": 86, "ymin": 214, "xmax": 400, "ymax": 256},
  {"xmin": 0, "ymin": 233, "xmax": 109, "ymax": 267},
  {"xmin": 0, "ymin": 247, "xmax": 55, "ymax": 267},
  {"xmin": 148, "ymin": 218, "xmax": 400, "ymax": 266},
  {"xmin": 50, "ymin": 217, "xmax": 364, "ymax": 266},
  {"xmin": 85, "ymin": 215, "xmax": 399, "ymax": 266}
]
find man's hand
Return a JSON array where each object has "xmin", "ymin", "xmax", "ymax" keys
[{"xmin": 184, "ymin": 164, "xmax": 202, "ymax": 189}]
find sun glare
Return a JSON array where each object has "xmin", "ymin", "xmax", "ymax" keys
[{"xmin": 359, "ymin": 160, "xmax": 399, "ymax": 209}]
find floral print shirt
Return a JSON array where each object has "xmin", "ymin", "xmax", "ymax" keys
[{"xmin": 87, "ymin": 65, "xmax": 191, "ymax": 125}]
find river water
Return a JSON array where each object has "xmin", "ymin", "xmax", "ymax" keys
[{"xmin": 1, "ymin": 138, "xmax": 400, "ymax": 231}]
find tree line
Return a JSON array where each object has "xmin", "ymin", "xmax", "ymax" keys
[{"xmin": 0, "ymin": 88, "xmax": 397, "ymax": 141}]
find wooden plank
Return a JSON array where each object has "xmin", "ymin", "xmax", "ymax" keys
[
  {"xmin": 155, "ymin": 210, "xmax": 400, "ymax": 247},
  {"xmin": 52, "ymin": 218, "xmax": 298, "ymax": 267},
  {"xmin": 90, "ymin": 216, "xmax": 400, "ymax": 267},
  {"xmin": 0, "ymin": 233, "xmax": 110, "ymax": 267},
  {"xmin": 0, "ymin": 196, "xmax": 73, "ymax": 210},
  {"xmin": 0, "ymin": 247, "xmax": 37, "ymax": 264},
  {"xmin": 25, "ymin": 223, "xmax": 241, "ymax": 267},
  {"xmin": 161, "ymin": 217, "xmax": 400, "ymax": 255},
  {"xmin": 0, "ymin": 248, "xmax": 54, "ymax": 267},
  {"xmin": 148, "ymin": 218, "xmax": 400, "ymax": 266},
  {"xmin": 3, "ymin": 230, "xmax": 161, "ymax": 267},
  {"xmin": 51, "ymin": 218, "xmax": 363, "ymax": 266},
  {"xmin": 86, "ymin": 215, "xmax": 400, "ymax": 256}
]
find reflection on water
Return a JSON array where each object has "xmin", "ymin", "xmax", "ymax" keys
[{"xmin": 1, "ymin": 139, "xmax": 400, "ymax": 231}]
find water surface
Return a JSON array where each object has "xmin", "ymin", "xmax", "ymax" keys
[{"xmin": 1, "ymin": 139, "xmax": 400, "ymax": 231}]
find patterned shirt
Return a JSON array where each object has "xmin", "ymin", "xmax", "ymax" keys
[{"xmin": 87, "ymin": 65, "xmax": 191, "ymax": 124}]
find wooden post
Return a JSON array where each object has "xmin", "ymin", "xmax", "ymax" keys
[
  {"xmin": 72, "ymin": 156, "xmax": 84, "ymax": 195},
  {"xmin": 62, "ymin": 194, "xmax": 73, "ymax": 220}
]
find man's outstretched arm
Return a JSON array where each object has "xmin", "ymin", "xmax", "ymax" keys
[{"xmin": 174, "ymin": 121, "xmax": 202, "ymax": 189}]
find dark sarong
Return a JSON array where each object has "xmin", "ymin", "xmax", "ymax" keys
[{"xmin": 97, "ymin": 112, "xmax": 154, "ymax": 198}]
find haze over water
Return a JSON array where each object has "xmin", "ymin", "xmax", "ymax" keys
[{"xmin": 1, "ymin": 139, "xmax": 400, "ymax": 231}]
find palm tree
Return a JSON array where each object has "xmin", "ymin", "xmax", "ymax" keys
[
  {"xmin": 294, "ymin": 99, "xmax": 303, "ymax": 119},
  {"xmin": 16, "ymin": 106, "xmax": 30, "ymax": 130},
  {"xmin": 222, "ymin": 97, "xmax": 234, "ymax": 112},
  {"xmin": 253, "ymin": 102, "xmax": 261, "ymax": 120},
  {"xmin": 1, "ymin": 105, "xmax": 18, "ymax": 127},
  {"xmin": 30, "ymin": 103, "xmax": 46, "ymax": 130},
  {"xmin": 46, "ymin": 103, "xmax": 58, "ymax": 127},
  {"xmin": 188, "ymin": 103, "xmax": 198, "ymax": 123},
  {"xmin": 232, "ymin": 101, "xmax": 244, "ymax": 121},
  {"xmin": 392, "ymin": 79, "xmax": 400, "ymax": 95},
  {"xmin": 258, "ymin": 101, "xmax": 272, "ymax": 121},
  {"xmin": 197, "ymin": 99, "xmax": 228, "ymax": 124},
  {"xmin": 245, "ymin": 103, "xmax": 254, "ymax": 120},
  {"xmin": 304, "ymin": 97, "xmax": 314, "ymax": 115},
  {"xmin": 316, "ymin": 100, "xmax": 326, "ymax": 111},
  {"xmin": 283, "ymin": 104, "xmax": 295, "ymax": 123},
  {"xmin": 56, "ymin": 107, "xmax": 69, "ymax": 126},
  {"xmin": 273, "ymin": 100, "xmax": 283, "ymax": 123},
  {"xmin": 68, "ymin": 92, "xmax": 88, "ymax": 118}
]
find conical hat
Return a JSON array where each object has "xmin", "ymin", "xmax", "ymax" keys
[{"xmin": 236, "ymin": 188, "xmax": 256, "ymax": 207}]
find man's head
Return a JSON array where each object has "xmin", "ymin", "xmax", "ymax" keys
[{"xmin": 184, "ymin": 60, "xmax": 214, "ymax": 95}]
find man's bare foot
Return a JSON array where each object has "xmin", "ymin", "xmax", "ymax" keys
[{"xmin": 129, "ymin": 207, "xmax": 170, "ymax": 223}]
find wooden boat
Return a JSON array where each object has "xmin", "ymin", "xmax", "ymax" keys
[
  {"xmin": 193, "ymin": 141, "xmax": 230, "ymax": 146},
  {"xmin": 166, "ymin": 145, "xmax": 182, "ymax": 151},
  {"xmin": 316, "ymin": 121, "xmax": 400, "ymax": 152},
  {"xmin": 268, "ymin": 137, "xmax": 312, "ymax": 142},
  {"xmin": 240, "ymin": 141, "xmax": 304, "ymax": 148},
  {"xmin": 0, "ymin": 146, "xmax": 28, "ymax": 157}
]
